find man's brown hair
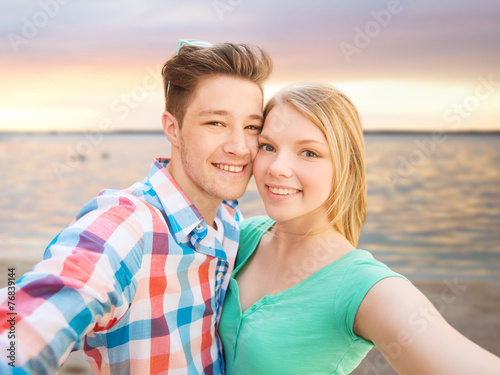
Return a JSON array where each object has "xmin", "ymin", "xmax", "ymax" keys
[{"xmin": 161, "ymin": 43, "xmax": 272, "ymax": 126}]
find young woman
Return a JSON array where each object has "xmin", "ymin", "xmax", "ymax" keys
[{"xmin": 219, "ymin": 83, "xmax": 500, "ymax": 374}]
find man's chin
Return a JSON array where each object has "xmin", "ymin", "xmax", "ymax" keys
[
  {"xmin": 212, "ymin": 178, "xmax": 250, "ymax": 201},
  {"xmin": 217, "ymin": 191, "xmax": 245, "ymax": 201},
  {"xmin": 213, "ymin": 186, "xmax": 247, "ymax": 201}
]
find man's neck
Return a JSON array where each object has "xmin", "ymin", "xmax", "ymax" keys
[{"xmin": 166, "ymin": 160, "xmax": 220, "ymax": 228}]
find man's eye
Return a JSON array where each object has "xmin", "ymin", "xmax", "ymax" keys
[
  {"xmin": 208, "ymin": 121, "xmax": 223, "ymax": 126},
  {"xmin": 258, "ymin": 143, "xmax": 274, "ymax": 152}
]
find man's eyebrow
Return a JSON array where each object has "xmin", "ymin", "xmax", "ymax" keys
[
  {"xmin": 249, "ymin": 114, "xmax": 264, "ymax": 122},
  {"xmin": 198, "ymin": 110, "xmax": 230, "ymax": 117},
  {"xmin": 197, "ymin": 110, "xmax": 263, "ymax": 122}
]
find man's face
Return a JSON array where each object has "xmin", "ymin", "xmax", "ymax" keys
[{"xmin": 175, "ymin": 75, "xmax": 263, "ymax": 205}]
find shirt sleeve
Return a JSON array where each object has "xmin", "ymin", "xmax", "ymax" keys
[
  {"xmin": 333, "ymin": 252, "xmax": 410, "ymax": 342},
  {"xmin": 0, "ymin": 192, "xmax": 147, "ymax": 373}
]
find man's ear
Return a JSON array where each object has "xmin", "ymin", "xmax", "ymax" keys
[{"xmin": 162, "ymin": 111, "xmax": 180, "ymax": 146}]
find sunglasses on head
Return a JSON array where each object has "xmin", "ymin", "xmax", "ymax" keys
[{"xmin": 166, "ymin": 39, "xmax": 214, "ymax": 98}]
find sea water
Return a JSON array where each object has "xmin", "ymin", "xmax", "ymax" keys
[{"xmin": 1, "ymin": 132, "xmax": 499, "ymax": 283}]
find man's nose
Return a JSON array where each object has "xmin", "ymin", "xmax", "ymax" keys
[{"xmin": 222, "ymin": 127, "xmax": 252, "ymax": 157}]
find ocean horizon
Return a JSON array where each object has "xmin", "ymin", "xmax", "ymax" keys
[{"xmin": 2, "ymin": 129, "xmax": 500, "ymax": 136}]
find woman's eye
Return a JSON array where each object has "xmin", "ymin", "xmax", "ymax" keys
[
  {"xmin": 303, "ymin": 150, "xmax": 318, "ymax": 158},
  {"xmin": 246, "ymin": 124, "xmax": 262, "ymax": 131},
  {"xmin": 208, "ymin": 121, "xmax": 223, "ymax": 126},
  {"xmin": 258, "ymin": 143, "xmax": 275, "ymax": 152}
]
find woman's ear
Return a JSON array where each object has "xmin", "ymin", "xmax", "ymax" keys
[{"xmin": 162, "ymin": 111, "xmax": 180, "ymax": 146}]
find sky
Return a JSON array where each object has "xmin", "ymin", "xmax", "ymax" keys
[{"xmin": 1, "ymin": 0, "xmax": 499, "ymax": 132}]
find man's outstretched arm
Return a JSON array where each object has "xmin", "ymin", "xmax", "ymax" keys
[{"xmin": 0, "ymin": 193, "xmax": 145, "ymax": 373}]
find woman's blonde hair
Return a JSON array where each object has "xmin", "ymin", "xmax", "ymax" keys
[{"xmin": 263, "ymin": 83, "xmax": 366, "ymax": 246}]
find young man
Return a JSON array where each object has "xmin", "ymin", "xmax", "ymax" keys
[{"xmin": 0, "ymin": 41, "xmax": 272, "ymax": 374}]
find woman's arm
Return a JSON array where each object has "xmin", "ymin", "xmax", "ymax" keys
[{"xmin": 354, "ymin": 277, "xmax": 500, "ymax": 375}]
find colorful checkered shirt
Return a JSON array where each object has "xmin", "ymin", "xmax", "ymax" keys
[{"xmin": 0, "ymin": 158, "xmax": 241, "ymax": 374}]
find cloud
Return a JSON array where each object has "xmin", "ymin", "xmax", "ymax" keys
[
  {"xmin": 1, "ymin": 0, "xmax": 499, "ymax": 131},
  {"xmin": 3, "ymin": 0, "xmax": 499, "ymax": 79}
]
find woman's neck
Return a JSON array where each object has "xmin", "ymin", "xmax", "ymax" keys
[{"xmin": 269, "ymin": 218, "xmax": 354, "ymax": 259}]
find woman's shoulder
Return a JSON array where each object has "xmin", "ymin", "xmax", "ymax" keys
[
  {"xmin": 332, "ymin": 250, "xmax": 410, "ymax": 341},
  {"xmin": 331, "ymin": 249, "xmax": 410, "ymax": 313},
  {"xmin": 340, "ymin": 249, "xmax": 407, "ymax": 281}
]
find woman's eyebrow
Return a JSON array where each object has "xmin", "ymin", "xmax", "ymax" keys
[
  {"xmin": 296, "ymin": 139, "xmax": 328, "ymax": 147},
  {"xmin": 259, "ymin": 133, "xmax": 327, "ymax": 147},
  {"xmin": 258, "ymin": 133, "xmax": 273, "ymax": 141}
]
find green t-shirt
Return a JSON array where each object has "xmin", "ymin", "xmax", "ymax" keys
[{"xmin": 219, "ymin": 216, "xmax": 409, "ymax": 375}]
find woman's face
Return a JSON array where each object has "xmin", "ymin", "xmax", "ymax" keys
[{"xmin": 253, "ymin": 103, "xmax": 335, "ymax": 224}]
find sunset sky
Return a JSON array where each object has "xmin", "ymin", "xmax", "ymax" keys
[{"xmin": 1, "ymin": 0, "xmax": 499, "ymax": 132}]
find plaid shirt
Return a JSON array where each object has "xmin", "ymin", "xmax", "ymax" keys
[{"xmin": 0, "ymin": 158, "xmax": 241, "ymax": 374}]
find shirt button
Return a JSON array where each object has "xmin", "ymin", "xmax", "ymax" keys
[
  {"xmin": 196, "ymin": 224, "xmax": 203, "ymax": 231},
  {"xmin": 216, "ymin": 272, "xmax": 224, "ymax": 280}
]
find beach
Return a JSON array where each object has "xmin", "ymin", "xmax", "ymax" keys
[{"xmin": 1, "ymin": 132, "xmax": 499, "ymax": 373}]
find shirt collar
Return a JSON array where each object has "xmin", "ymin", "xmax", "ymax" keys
[{"xmin": 147, "ymin": 158, "xmax": 238, "ymax": 246}]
